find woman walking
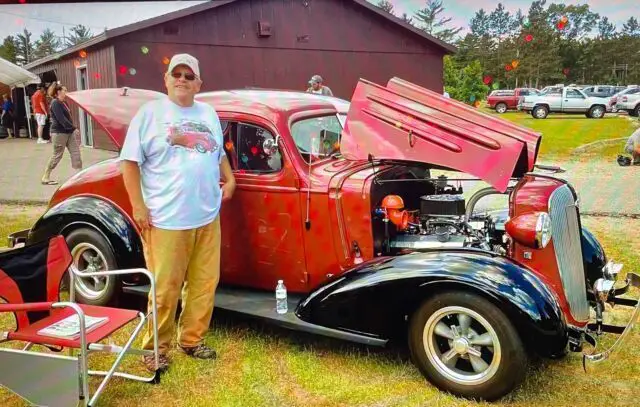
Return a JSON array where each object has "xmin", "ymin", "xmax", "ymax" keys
[
  {"xmin": 41, "ymin": 83, "xmax": 82, "ymax": 185},
  {"xmin": 1, "ymin": 94, "xmax": 15, "ymax": 138}
]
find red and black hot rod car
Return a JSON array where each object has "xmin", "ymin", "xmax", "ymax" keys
[{"xmin": 9, "ymin": 78, "xmax": 639, "ymax": 401}]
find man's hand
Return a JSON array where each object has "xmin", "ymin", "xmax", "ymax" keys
[
  {"xmin": 221, "ymin": 179, "xmax": 236, "ymax": 202},
  {"xmin": 132, "ymin": 204, "xmax": 152, "ymax": 232}
]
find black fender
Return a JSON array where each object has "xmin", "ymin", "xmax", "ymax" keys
[
  {"xmin": 27, "ymin": 196, "xmax": 145, "ymax": 271},
  {"xmin": 581, "ymin": 227, "xmax": 606, "ymax": 294},
  {"xmin": 296, "ymin": 250, "xmax": 568, "ymax": 357}
]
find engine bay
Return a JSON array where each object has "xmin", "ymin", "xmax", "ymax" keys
[{"xmin": 372, "ymin": 174, "xmax": 509, "ymax": 256}]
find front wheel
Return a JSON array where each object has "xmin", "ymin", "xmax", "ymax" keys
[
  {"xmin": 532, "ymin": 105, "xmax": 548, "ymax": 119},
  {"xmin": 66, "ymin": 228, "xmax": 120, "ymax": 306},
  {"xmin": 588, "ymin": 106, "xmax": 605, "ymax": 119},
  {"xmin": 408, "ymin": 291, "xmax": 527, "ymax": 401}
]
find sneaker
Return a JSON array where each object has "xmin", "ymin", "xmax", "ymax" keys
[
  {"xmin": 179, "ymin": 343, "xmax": 217, "ymax": 360},
  {"xmin": 142, "ymin": 354, "xmax": 170, "ymax": 373},
  {"xmin": 36, "ymin": 138, "xmax": 47, "ymax": 144}
]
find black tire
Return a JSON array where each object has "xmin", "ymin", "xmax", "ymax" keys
[
  {"xmin": 633, "ymin": 105, "xmax": 640, "ymax": 117},
  {"xmin": 65, "ymin": 228, "xmax": 120, "ymax": 306},
  {"xmin": 495, "ymin": 103, "xmax": 508, "ymax": 114},
  {"xmin": 408, "ymin": 291, "xmax": 527, "ymax": 401},
  {"xmin": 532, "ymin": 105, "xmax": 548, "ymax": 119},
  {"xmin": 588, "ymin": 105, "xmax": 605, "ymax": 119}
]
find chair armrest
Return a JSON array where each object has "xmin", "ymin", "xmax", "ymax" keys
[
  {"xmin": 0, "ymin": 302, "xmax": 55, "ymax": 313},
  {"xmin": 70, "ymin": 266, "xmax": 154, "ymax": 285}
]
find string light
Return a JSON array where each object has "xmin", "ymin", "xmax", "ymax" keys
[
  {"xmin": 129, "ymin": 68, "xmax": 137, "ymax": 76},
  {"xmin": 162, "ymin": 57, "xmax": 170, "ymax": 65},
  {"xmin": 118, "ymin": 65, "xmax": 127, "ymax": 75}
]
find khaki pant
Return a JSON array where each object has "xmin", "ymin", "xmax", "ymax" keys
[
  {"xmin": 47, "ymin": 131, "xmax": 82, "ymax": 171},
  {"xmin": 141, "ymin": 217, "xmax": 221, "ymax": 354}
]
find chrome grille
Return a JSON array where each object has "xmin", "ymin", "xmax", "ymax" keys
[{"xmin": 549, "ymin": 185, "xmax": 589, "ymax": 322}]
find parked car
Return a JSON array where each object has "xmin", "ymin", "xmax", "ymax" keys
[
  {"xmin": 582, "ymin": 85, "xmax": 626, "ymax": 99},
  {"xmin": 615, "ymin": 86, "xmax": 640, "ymax": 116},
  {"xmin": 520, "ymin": 87, "xmax": 609, "ymax": 118},
  {"xmin": 486, "ymin": 88, "xmax": 539, "ymax": 113},
  {"xmin": 8, "ymin": 78, "xmax": 640, "ymax": 401}
]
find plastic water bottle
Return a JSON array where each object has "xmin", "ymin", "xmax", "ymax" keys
[{"xmin": 276, "ymin": 280, "xmax": 287, "ymax": 314}]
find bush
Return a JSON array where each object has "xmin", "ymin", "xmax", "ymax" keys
[{"xmin": 444, "ymin": 56, "xmax": 489, "ymax": 106}]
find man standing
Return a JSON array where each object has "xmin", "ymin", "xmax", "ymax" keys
[
  {"xmin": 624, "ymin": 126, "xmax": 640, "ymax": 165},
  {"xmin": 306, "ymin": 75, "xmax": 334, "ymax": 96},
  {"xmin": 32, "ymin": 84, "xmax": 50, "ymax": 144},
  {"xmin": 120, "ymin": 53, "xmax": 236, "ymax": 372}
]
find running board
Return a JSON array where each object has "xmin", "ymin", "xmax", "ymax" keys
[{"xmin": 122, "ymin": 284, "xmax": 388, "ymax": 347}]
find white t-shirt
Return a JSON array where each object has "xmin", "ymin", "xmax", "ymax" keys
[{"xmin": 119, "ymin": 97, "xmax": 225, "ymax": 230}]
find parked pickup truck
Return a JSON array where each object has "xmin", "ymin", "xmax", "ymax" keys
[
  {"xmin": 520, "ymin": 87, "xmax": 609, "ymax": 119},
  {"xmin": 615, "ymin": 87, "xmax": 640, "ymax": 117},
  {"xmin": 487, "ymin": 88, "xmax": 539, "ymax": 113}
]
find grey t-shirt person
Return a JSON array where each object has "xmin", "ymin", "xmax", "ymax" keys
[{"xmin": 625, "ymin": 127, "xmax": 640, "ymax": 155}]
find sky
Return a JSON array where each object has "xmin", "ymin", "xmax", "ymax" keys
[{"xmin": 0, "ymin": 0, "xmax": 637, "ymax": 41}]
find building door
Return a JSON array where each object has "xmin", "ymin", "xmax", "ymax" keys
[{"xmin": 75, "ymin": 66, "xmax": 93, "ymax": 147}]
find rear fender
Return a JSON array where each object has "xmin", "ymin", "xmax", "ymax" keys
[
  {"xmin": 27, "ymin": 196, "xmax": 145, "ymax": 270},
  {"xmin": 296, "ymin": 250, "xmax": 568, "ymax": 356}
]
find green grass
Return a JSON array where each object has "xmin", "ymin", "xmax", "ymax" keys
[
  {"xmin": 2, "ymin": 207, "xmax": 640, "ymax": 406},
  {"xmin": 484, "ymin": 109, "xmax": 637, "ymax": 160}
]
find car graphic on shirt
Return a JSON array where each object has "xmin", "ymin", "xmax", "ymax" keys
[{"xmin": 166, "ymin": 120, "xmax": 218, "ymax": 153}]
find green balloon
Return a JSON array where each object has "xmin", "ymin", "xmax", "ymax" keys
[{"xmin": 492, "ymin": 83, "xmax": 500, "ymax": 90}]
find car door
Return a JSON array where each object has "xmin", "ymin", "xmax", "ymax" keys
[
  {"xmin": 563, "ymin": 89, "xmax": 587, "ymax": 112},
  {"xmin": 217, "ymin": 115, "xmax": 307, "ymax": 292}
]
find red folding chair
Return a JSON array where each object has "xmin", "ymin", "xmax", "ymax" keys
[{"xmin": 0, "ymin": 235, "xmax": 159, "ymax": 407}]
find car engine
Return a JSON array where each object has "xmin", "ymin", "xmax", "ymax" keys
[{"xmin": 373, "ymin": 176, "xmax": 509, "ymax": 256}]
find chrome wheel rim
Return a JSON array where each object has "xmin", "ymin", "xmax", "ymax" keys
[
  {"xmin": 592, "ymin": 107, "xmax": 604, "ymax": 118},
  {"xmin": 497, "ymin": 105, "xmax": 507, "ymax": 113},
  {"xmin": 534, "ymin": 108, "xmax": 546, "ymax": 118},
  {"xmin": 71, "ymin": 242, "xmax": 110, "ymax": 300},
  {"xmin": 423, "ymin": 306, "xmax": 501, "ymax": 386}
]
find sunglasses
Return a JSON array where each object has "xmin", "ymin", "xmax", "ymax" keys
[{"xmin": 171, "ymin": 72, "xmax": 197, "ymax": 81}]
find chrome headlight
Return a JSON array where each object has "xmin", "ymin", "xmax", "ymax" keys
[{"xmin": 535, "ymin": 212, "xmax": 552, "ymax": 248}]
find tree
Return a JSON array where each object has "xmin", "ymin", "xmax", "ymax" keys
[
  {"xmin": 598, "ymin": 17, "xmax": 616, "ymax": 39},
  {"xmin": 444, "ymin": 57, "xmax": 489, "ymax": 105},
  {"xmin": 14, "ymin": 29, "xmax": 36, "ymax": 65},
  {"xmin": 33, "ymin": 28, "xmax": 61, "ymax": 59},
  {"xmin": 622, "ymin": 17, "xmax": 640, "ymax": 37},
  {"xmin": 375, "ymin": 0, "xmax": 394, "ymax": 14},
  {"xmin": 400, "ymin": 13, "xmax": 414, "ymax": 25},
  {"xmin": 0, "ymin": 36, "xmax": 18, "ymax": 64},
  {"xmin": 414, "ymin": 0, "xmax": 462, "ymax": 43},
  {"xmin": 65, "ymin": 24, "xmax": 93, "ymax": 47}
]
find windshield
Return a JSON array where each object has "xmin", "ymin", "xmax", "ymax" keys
[{"xmin": 291, "ymin": 114, "xmax": 343, "ymax": 163}]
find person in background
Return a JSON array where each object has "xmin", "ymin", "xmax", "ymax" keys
[
  {"xmin": 32, "ymin": 84, "xmax": 50, "ymax": 144},
  {"xmin": 41, "ymin": 83, "xmax": 82, "ymax": 185},
  {"xmin": 306, "ymin": 75, "xmax": 333, "ymax": 96},
  {"xmin": 1, "ymin": 94, "xmax": 15, "ymax": 138},
  {"xmin": 443, "ymin": 87, "xmax": 450, "ymax": 98},
  {"xmin": 624, "ymin": 126, "xmax": 640, "ymax": 165},
  {"xmin": 120, "ymin": 53, "xmax": 236, "ymax": 373}
]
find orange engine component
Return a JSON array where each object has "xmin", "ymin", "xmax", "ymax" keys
[{"xmin": 381, "ymin": 195, "xmax": 410, "ymax": 231}]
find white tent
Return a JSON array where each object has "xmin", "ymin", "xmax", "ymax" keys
[{"xmin": 1, "ymin": 57, "xmax": 41, "ymax": 138}]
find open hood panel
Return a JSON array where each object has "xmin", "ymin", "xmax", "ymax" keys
[
  {"xmin": 66, "ymin": 88, "xmax": 166, "ymax": 149},
  {"xmin": 340, "ymin": 78, "xmax": 541, "ymax": 192}
]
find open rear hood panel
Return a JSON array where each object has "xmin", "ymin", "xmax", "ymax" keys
[
  {"xmin": 340, "ymin": 78, "xmax": 541, "ymax": 192},
  {"xmin": 66, "ymin": 88, "xmax": 166, "ymax": 149}
]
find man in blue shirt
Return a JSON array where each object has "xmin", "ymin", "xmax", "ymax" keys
[{"xmin": 120, "ymin": 53, "xmax": 236, "ymax": 372}]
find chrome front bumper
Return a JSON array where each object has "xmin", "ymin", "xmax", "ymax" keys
[{"xmin": 582, "ymin": 272, "xmax": 640, "ymax": 366}]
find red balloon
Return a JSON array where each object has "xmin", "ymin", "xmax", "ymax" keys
[
  {"xmin": 94, "ymin": 73, "xmax": 101, "ymax": 79},
  {"xmin": 483, "ymin": 75, "xmax": 492, "ymax": 85},
  {"xmin": 563, "ymin": 68, "xmax": 570, "ymax": 76},
  {"xmin": 557, "ymin": 21, "xmax": 566, "ymax": 30},
  {"xmin": 250, "ymin": 146, "xmax": 258, "ymax": 155},
  {"xmin": 118, "ymin": 65, "xmax": 127, "ymax": 75},
  {"xmin": 505, "ymin": 65, "xmax": 513, "ymax": 72},
  {"xmin": 525, "ymin": 34, "xmax": 533, "ymax": 42}
]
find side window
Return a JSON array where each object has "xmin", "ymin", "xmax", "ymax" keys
[
  {"xmin": 223, "ymin": 121, "xmax": 282, "ymax": 173},
  {"xmin": 566, "ymin": 89, "xmax": 584, "ymax": 99}
]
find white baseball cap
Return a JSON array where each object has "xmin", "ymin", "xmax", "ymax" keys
[{"xmin": 167, "ymin": 53, "xmax": 200, "ymax": 78}]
